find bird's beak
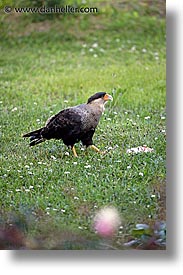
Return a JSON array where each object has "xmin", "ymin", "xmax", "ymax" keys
[{"xmin": 104, "ymin": 94, "xmax": 113, "ymax": 101}]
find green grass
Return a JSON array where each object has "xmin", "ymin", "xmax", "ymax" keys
[{"xmin": 0, "ymin": 0, "xmax": 166, "ymax": 248}]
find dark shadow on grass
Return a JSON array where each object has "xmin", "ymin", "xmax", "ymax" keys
[{"xmin": 9, "ymin": 10, "xmax": 178, "ymax": 262}]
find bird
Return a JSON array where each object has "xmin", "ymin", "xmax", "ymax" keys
[{"xmin": 22, "ymin": 92, "xmax": 113, "ymax": 157}]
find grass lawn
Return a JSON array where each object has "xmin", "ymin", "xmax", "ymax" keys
[{"xmin": 0, "ymin": 0, "xmax": 166, "ymax": 249}]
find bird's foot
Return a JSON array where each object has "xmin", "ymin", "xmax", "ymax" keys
[
  {"xmin": 89, "ymin": 145, "xmax": 107, "ymax": 155},
  {"xmin": 90, "ymin": 145, "xmax": 101, "ymax": 153}
]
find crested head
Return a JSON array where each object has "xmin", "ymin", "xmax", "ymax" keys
[{"xmin": 87, "ymin": 92, "xmax": 113, "ymax": 104}]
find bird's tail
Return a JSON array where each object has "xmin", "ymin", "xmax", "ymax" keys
[{"xmin": 22, "ymin": 128, "xmax": 45, "ymax": 146}]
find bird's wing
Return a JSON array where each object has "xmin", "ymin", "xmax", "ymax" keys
[{"xmin": 41, "ymin": 107, "xmax": 83, "ymax": 140}]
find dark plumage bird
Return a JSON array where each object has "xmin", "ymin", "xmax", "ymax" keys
[{"xmin": 23, "ymin": 92, "xmax": 113, "ymax": 157}]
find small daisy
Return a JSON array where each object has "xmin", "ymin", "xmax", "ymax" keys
[
  {"xmin": 11, "ymin": 107, "xmax": 18, "ymax": 112},
  {"xmin": 92, "ymin": 42, "xmax": 98, "ymax": 48},
  {"xmin": 64, "ymin": 171, "xmax": 70, "ymax": 175}
]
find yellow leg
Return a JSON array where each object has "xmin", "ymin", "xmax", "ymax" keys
[
  {"xmin": 90, "ymin": 145, "xmax": 101, "ymax": 154},
  {"xmin": 72, "ymin": 146, "xmax": 78, "ymax": 157}
]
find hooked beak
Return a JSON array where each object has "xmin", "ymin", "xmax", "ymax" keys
[{"xmin": 103, "ymin": 94, "xmax": 113, "ymax": 101}]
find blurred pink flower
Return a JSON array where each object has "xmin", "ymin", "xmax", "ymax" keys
[{"xmin": 94, "ymin": 206, "xmax": 121, "ymax": 237}]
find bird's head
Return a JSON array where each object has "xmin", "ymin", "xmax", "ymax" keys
[{"xmin": 87, "ymin": 92, "xmax": 113, "ymax": 105}]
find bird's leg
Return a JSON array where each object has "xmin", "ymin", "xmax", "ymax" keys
[
  {"xmin": 90, "ymin": 145, "xmax": 103, "ymax": 154},
  {"xmin": 71, "ymin": 146, "xmax": 78, "ymax": 157}
]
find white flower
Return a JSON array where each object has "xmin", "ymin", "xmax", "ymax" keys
[
  {"xmin": 127, "ymin": 165, "xmax": 131, "ymax": 169},
  {"xmin": 89, "ymin": 48, "xmax": 94, "ymax": 52},
  {"xmin": 144, "ymin": 116, "xmax": 150, "ymax": 120},
  {"xmin": 84, "ymin": 165, "xmax": 91, "ymax": 169},
  {"xmin": 161, "ymin": 116, "xmax": 166, "ymax": 120},
  {"xmin": 92, "ymin": 42, "xmax": 98, "ymax": 48},
  {"xmin": 51, "ymin": 155, "xmax": 56, "ymax": 160},
  {"xmin": 65, "ymin": 152, "xmax": 70, "ymax": 156},
  {"xmin": 64, "ymin": 171, "xmax": 70, "ymax": 175},
  {"xmin": 28, "ymin": 171, "xmax": 33, "ymax": 175},
  {"xmin": 73, "ymin": 162, "xmax": 77, "ymax": 165},
  {"xmin": 93, "ymin": 54, "xmax": 98, "ymax": 58},
  {"xmin": 11, "ymin": 107, "xmax": 18, "ymax": 112},
  {"xmin": 130, "ymin": 46, "xmax": 136, "ymax": 52},
  {"xmin": 139, "ymin": 172, "xmax": 144, "ymax": 177},
  {"xmin": 24, "ymin": 165, "xmax": 29, "ymax": 169},
  {"xmin": 142, "ymin": 48, "xmax": 147, "ymax": 53}
]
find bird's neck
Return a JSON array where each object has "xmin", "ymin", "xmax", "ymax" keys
[{"xmin": 89, "ymin": 102, "xmax": 105, "ymax": 114}]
